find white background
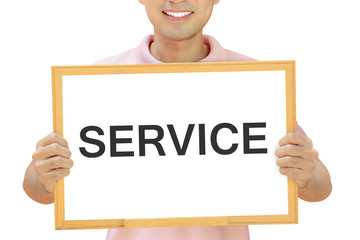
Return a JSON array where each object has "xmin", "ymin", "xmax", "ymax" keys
[{"xmin": 1, "ymin": 0, "xmax": 359, "ymax": 239}]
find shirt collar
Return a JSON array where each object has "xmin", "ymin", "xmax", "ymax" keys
[{"xmin": 137, "ymin": 34, "xmax": 226, "ymax": 64}]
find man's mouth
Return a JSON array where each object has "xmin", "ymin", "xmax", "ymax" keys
[{"xmin": 163, "ymin": 11, "xmax": 193, "ymax": 18}]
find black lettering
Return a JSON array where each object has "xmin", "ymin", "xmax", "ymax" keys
[
  {"xmin": 243, "ymin": 122, "xmax": 267, "ymax": 154},
  {"xmin": 167, "ymin": 124, "xmax": 195, "ymax": 155},
  {"xmin": 139, "ymin": 125, "xmax": 165, "ymax": 156},
  {"xmin": 199, "ymin": 124, "xmax": 206, "ymax": 155},
  {"xmin": 110, "ymin": 126, "xmax": 134, "ymax": 157},
  {"xmin": 79, "ymin": 126, "xmax": 105, "ymax": 158},
  {"xmin": 211, "ymin": 123, "xmax": 238, "ymax": 155}
]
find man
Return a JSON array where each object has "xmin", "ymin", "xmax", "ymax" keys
[{"xmin": 23, "ymin": 0, "xmax": 332, "ymax": 239}]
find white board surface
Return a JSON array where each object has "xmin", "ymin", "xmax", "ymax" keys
[{"xmin": 61, "ymin": 70, "xmax": 288, "ymax": 220}]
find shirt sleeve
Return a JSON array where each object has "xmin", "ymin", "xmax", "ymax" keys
[{"xmin": 296, "ymin": 122, "xmax": 307, "ymax": 136}]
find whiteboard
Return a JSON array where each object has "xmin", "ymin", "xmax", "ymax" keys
[{"xmin": 52, "ymin": 61, "xmax": 297, "ymax": 230}]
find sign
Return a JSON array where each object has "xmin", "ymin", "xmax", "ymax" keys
[{"xmin": 52, "ymin": 61, "xmax": 297, "ymax": 230}]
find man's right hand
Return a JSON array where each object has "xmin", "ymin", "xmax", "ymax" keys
[{"xmin": 31, "ymin": 132, "xmax": 73, "ymax": 193}]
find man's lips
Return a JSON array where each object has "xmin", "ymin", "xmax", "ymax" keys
[{"xmin": 162, "ymin": 11, "xmax": 193, "ymax": 18}]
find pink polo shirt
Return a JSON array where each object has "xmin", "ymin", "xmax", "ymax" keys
[
  {"xmin": 95, "ymin": 35, "xmax": 304, "ymax": 240},
  {"xmin": 95, "ymin": 35, "xmax": 256, "ymax": 65}
]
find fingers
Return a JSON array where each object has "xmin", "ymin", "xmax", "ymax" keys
[
  {"xmin": 278, "ymin": 167, "xmax": 312, "ymax": 188},
  {"xmin": 32, "ymin": 132, "xmax": 73, "ymax": 193},
  {"xmin": 36, "ymin": 132, "xmax": 69, "ymax": 149},
  {"xmin": 275, "ymin": 143, "xmax": 318, "ymax": 160},
  {"xmin": 34, "ymin": 156, "xmax": 74, "ymax": 173},
  {"xmin": 32, "ymin": 143, "xmax": 72, "ymax": 163},
  {"xmin": 275, "ymin": 133, "xmax": 318, "ymax": 188},
  {"xmin": 276, "ymin": 155, "xmax": 316, "ymax": 171},
  {"xmin": 278, "ymin": 132, "xmax": 312, "ymax": 147},
  {"xmin": 38, "ymin": 168, "xmax": 71, "ymax": 193},
  {"xmin": 275, "ymin": 133, "xmax": 318, "ymax": 160},
  {"xmin": 275, "ymin": 144, "xmax": 306, "ymax": 158},
  {"xmin": 276, "ymin": 156, "xmax": 304, "ymax": 169}
]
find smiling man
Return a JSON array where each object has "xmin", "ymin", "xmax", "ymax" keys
[
  {"xmin": 23, "ymin": 1, "xmax": 332, "ymax": 240},
  {"xmin": 140, "ymin": 0, "xmax": 218, "ymax": 62},
  {"xmin": 95, "ymin": 0, "xmax": 255, "ymax": 65}
]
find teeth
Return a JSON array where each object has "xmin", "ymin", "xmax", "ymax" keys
[{"xmin": 164, "ymin": 11, "xmax": 192, "ymax": 18}]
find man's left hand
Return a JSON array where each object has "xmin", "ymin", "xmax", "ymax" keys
[{"xmin": 275, "ymin": 133, "xmax": 318, "ymax": 188}]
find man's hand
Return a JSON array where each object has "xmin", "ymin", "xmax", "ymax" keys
[
  {"xmin": 32, "ymin": 132, "xmax": 73, "ymax": 193},
  {"xmin": 275, "ymin": 133, "xmax": 318, "ymax": 188}
]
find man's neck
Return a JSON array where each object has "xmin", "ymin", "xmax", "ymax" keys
[{"xmin": 150, "ymin": 32, "xmax": 209, "ymax": 63}]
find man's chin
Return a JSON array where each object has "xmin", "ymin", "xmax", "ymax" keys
[{"xmin": 156, "ymin": 30, "xmax": 201, "ymax": 42}]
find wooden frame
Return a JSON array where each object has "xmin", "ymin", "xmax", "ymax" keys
[{"xmin": 52, "ymin": 60, "xmax": 297, "ymax": 230}]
